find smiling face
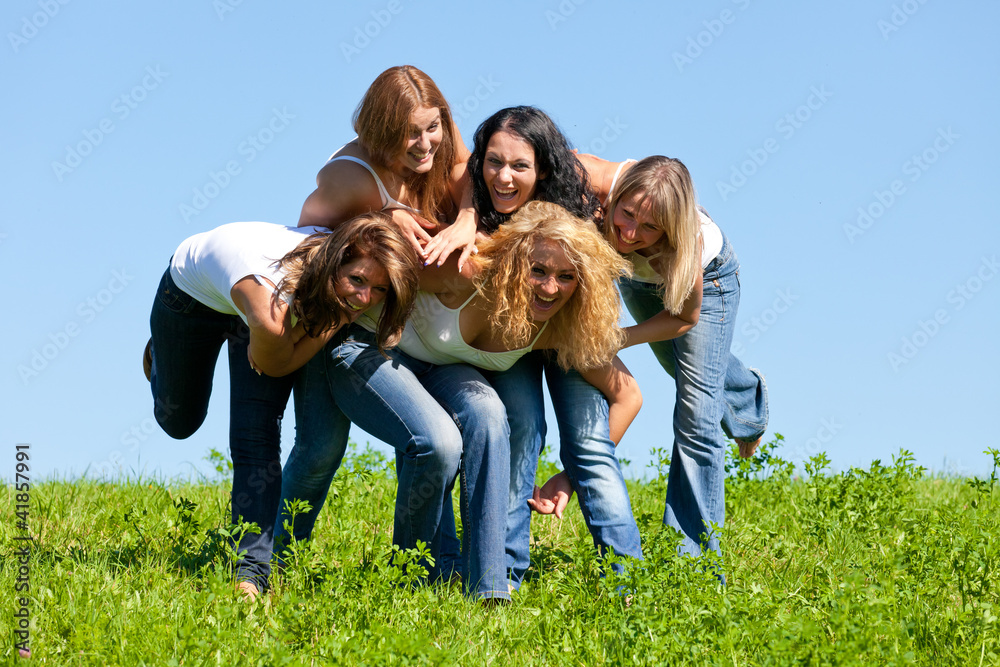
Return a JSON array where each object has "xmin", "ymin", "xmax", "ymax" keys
[
  {"xmin": 482, "ymin": 130, "xmax": 541, "ymax": 215},
  {"xmin": 527, "ymin": 238, "xmax": 578, "ymax": 322},
  {"xmin": 334, "ymin": 256, "xmax": 390, "ymax": 320},
  {"xmin": 395, "ymin": 106, "xmax": 443, "ymax": 175},
  {"xmin": 610, "ymin": 190, "xmax": 665, "ymax": 256}
]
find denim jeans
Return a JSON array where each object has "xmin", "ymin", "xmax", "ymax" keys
[
  {"xmin": 284, "ymin": 326, "xmax": 511, "ymax": 601},
  {"xmin": 619, "ymin": 233, "xmax": 768, "ymax": 559},
  {"xmin": 273, "ymin": 346, "xmax": 352, "ymax": 552},
  {"xmin": 483, "ymin": 352, "xmax": 643, "ymax": 589},
  {"xmin": 149, "ymin": 268, "xmax": 293, "ymax": 591}
]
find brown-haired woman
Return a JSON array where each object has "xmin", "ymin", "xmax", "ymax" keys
[
  {"xmin": 145, "ymin": 214, "xmax": 419, "ymax": 599},
  {"xmin": 298, "ymin": 64, "xmax": 478, "ymax": 267}
]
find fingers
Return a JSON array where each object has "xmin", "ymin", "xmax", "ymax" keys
[
  {"xmin": 246, "ymin": 348, "xmax": 262, "ymax": 376},
  {"xmin": 406, "ymin": 235, "xmax": 425, "ymax": 259},
  {"xmin": 456, "ymin": 243, "xmax": 477, "ymax": 273},
  {"xmin": 415, "ymin": 215, "xmax": 438, "ymax": 230},
  {"xmin": 738, "ymin": 436, "xmax": 762, "ymax": 458},
  {"xmin": 403, "ymin": 225, "xmax": 430, "ymax": 258},
  {"xmin": 422, "ymin": 237, "xmax": 452, "ymax": 267},
  {"xmin": 527, "ymin": 485, "xmax": 554, "ymax": 515},
  {"xmin": 554, "ymin": 491, "xmax": 569, "ymax": 520}
]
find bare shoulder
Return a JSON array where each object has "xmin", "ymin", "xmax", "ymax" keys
[
  {"xmin": 577, "ymin": 153, "xmax": 627, "ymax": 201},
  {"xmin": 301, "ymin": 151, "xmax": 386, "ymax": 227}
]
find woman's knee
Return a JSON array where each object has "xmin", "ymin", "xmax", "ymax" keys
[
  {"xmin": 406, "ymin": 420, "xmax": 464, "ymax": 472},
  {"xmin": 156, "ymin": 408, "xmax": 205, "ymax": 440}
]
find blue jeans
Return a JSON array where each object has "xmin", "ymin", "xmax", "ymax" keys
[
  {"xmin": 149, "ymin": 268, "xmax": 292, "ymax": 591},
  {"xmin": 619, "ymin": 233, "xmax": 768, "ymax": 559},
  {"xmin": 484, "ymin": 352, "xmax": 643, "ymax": 589},
  {"xmin": 283, "ymin": 326, "xmax": 511, "ymax": 601},
  {"xmin": 273, "ymin": 345, "xmax": 352, "ymax": 551}
]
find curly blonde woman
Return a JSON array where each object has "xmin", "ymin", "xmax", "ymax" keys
[
  {"xmin": 283, "ymin": 201, "xmax": 641, "ymax": 602},
  {"xmin": 473, "ymin": 201, "xmax": 629, "ymax": 374}
]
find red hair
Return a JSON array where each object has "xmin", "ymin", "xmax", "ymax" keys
[{"xmin": 353, "ymin": 65, "xmax": 458, "ymax": 222}]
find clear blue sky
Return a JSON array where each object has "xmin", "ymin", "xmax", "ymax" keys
[{"xmin": 3, "ymin": 1, "xmax": 998, "ymax": 482}]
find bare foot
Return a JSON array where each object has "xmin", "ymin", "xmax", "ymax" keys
[
  {"xmin": 237, "ymin": 580, "xmax": 260, "ymax": 601},
  {"xmin": 736, "ymin": 435, "xmax": 763, "ymax": 458}
]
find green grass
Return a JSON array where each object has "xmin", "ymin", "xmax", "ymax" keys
[{"xmin": 2, "ymin": 440, "xmax": 999, "ymax": 665}]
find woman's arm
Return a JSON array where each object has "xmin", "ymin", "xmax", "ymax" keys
[
  {"xmin": 299, "ymin": 160, "xmax": 439, "ymax": 256},
  {"xmin": 529, "ymin": 356, "xmax": 641, "ymax": 518},
  {"xmin": 579, "ymin": 356, "xmax": 642, "ymax": 446},
  {"xmin": 298, "ymin": 160, "xmax": 386, "ymax": 228},
  {"xmin": 622, "ymin": 273, "xmax": 702, "ymax": 348},
  {"xmin": 415, "ymin": 248, "xmax": 479, "ymax": 294},
  {"xmin": 231, "ymin": 277, "xmax": 338, "ymax": 377},
  {"xmin": 420, "ymin": 160, "xmax": 479, "ymax": 269},
  {"xmin": 575, "ymin": 152, "xmax": 629, "ymax": 203}
]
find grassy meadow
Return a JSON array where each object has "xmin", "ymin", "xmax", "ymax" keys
[{"xmin": 2, "ymin": 439, "xmax": 999, "ymax": 665}]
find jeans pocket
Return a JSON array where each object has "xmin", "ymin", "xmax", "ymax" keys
[{"xmin": 156, "ymin": 282, "xmax": 198, "ymax": 314}]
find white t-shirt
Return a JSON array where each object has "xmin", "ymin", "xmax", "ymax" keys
[{"xmin": 169, "ymin": 222, "xmax": 323, "ymax": 323}]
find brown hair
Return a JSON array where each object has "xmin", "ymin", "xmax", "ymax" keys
[
  {"xmin": 276, "ymin": 213, "xmax": 420, "ymax": 352},
  {"xmin": 353, "ymin": 65, "xmax": 458, "ymax": 223}
]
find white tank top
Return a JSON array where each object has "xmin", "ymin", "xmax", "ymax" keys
[
  {"xmin": 325, "ymin": 152, "xmax": 420, "ymax": 214},
  {"xmin": 169, "ymin": 222, "xmax": 323, "ymax": 323},
  {"xmin": 361, "ymin": 291, "xmax": 547, "ymax": 371}
]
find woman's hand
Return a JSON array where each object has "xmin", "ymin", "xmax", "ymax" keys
[
  {"xmin": 390, "ymin": 208, "xmax": 442, "ymax": 257},
  {"xmin": 247, "ymin": 347, "xmax": 262, "ymax": 375},
  {"xmin": 527, "ymin": 471, "xmax": 574, "ymax": 519},
  {"xmin": 421, "ymin": 208, "xmax": 479, "ymax": 270}
]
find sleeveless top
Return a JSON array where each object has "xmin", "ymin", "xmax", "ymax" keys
[
  {"xmin": 325, "ymin": 152, "xmax": 420, "ymax": 214},
  {"xmin": 169, "ymin": 222, "xmax": 322, "ymax": 324},
  {"xmin": 360, "ymin": 291, "xmax": 548, "ymax": 371},
  {"xmin": 605, "ymin": 160, "xmax": 723, "ymax": 284}
]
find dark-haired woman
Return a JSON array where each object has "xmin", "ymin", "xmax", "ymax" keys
[
  {"xmin": 431, "ymin": 106, "xmax": 644, "ymax": 590},
  {"xmin": 146, "ymin": 214, "xmax": 419, "ymax": 598}
]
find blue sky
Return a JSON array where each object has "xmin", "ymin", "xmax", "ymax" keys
[{"xmin": 3, "ymin": 0, "xmax": 998, "ymax": 482}]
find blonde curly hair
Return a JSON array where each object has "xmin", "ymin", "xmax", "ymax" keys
[{"xmin": 474, "ymin": 201, "xmax": 631, "ymax": 371}]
